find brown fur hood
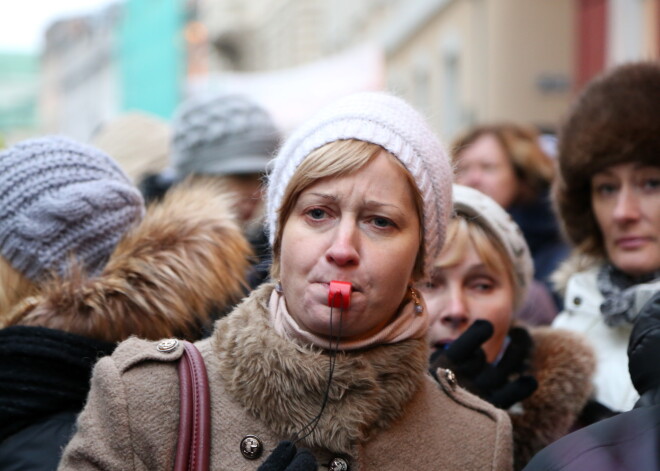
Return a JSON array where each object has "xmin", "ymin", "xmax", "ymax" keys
[
  {"xmin": 211, "ymin": 283, "xmax": 429, "ymax": 453},
  {"xmin": 511, "ymin": 326, "xmax": 596, "ymax": 470},
  {"xmin": 5, "ymin": 184, "xmax": 253, "ymax": 342}
]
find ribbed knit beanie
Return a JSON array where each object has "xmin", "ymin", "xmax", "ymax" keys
[
  {"xmin": 266, "ymin": 92, "xmax": 453, "ymax": 278},
  {"xmin": 452, "ymin": 184, "xmax": 534, "ymax": 310},
  {"xmin": 171, "ymin": 93, "xmax": 281, "ymax": 179},
  {"xmin": 0, "ymin": 136, "xmax": 145, "ymax": 281}
]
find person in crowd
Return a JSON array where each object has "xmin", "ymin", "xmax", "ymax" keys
[
  {"xmin": 523, "ymin": 292, "xmax": 660, "ymax": 471},
  {"xmin": 0, "ymin": 137, "xmax": 252, "ymax": 471},
  {"xmin": 91, "ymin": 111, "xmax": 171, "ymax": 185},
  {"xmin": 169, "ymin": 92, "xmax": 282, "ymax": 288},
  {"xmin": 58, "ymin": 92, "xmax": 513, "ymax": 471},
  {"xmin": 550, "ymin": 61, "xmax": 660, "ymax": 414},
  {"xmin": 421, "ymin": 184, "xmax": 595, "ymax": 470},
  {"xmin": 452, "ymin": 122, "xmax": 569, "ymax": 315}
]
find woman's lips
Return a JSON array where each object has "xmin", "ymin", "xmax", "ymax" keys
[{"xmin": 616, "ymin": 236, "xmax": 650, "ymax": 249}]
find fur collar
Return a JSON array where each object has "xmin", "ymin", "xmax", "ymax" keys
[
  {"xmin": 5, "ymin": 184, "xmax": 252, "ymax": 342},
  {"xmin": 550, "ymin": 252, "xmax": 603, "ymax": 295},
  {"xmin": 212, "ymin": 283, "xmax": 429, "ymax": 453},
  {"xmin": 511, "ymin": 326, "xmax": 596, "ymax": 469}
]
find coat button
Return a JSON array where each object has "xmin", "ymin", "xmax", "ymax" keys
[
  {"xmin": 573, "ymin": 296, "xmax": 582, "ymax": 306},
  {"xmin": 329, "ymin": 457, "xmax": 349, "ymax": 471},
  {"xmin": 445, "ymin": 368, "xmax": 457, "ymax": 387},
  {"xmin": 156, "ymin": 339, "xmax": 179, "ymax": 352},
  {"xmin": 240, "ymin": 435, "xmax": 263, "ymax": 460}
]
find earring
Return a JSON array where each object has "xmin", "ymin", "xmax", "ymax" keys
[
  {"xmin": 275, "ymin": 281, "xmax": 283, "ymax": 294},
  {"xmin": 410, "ymin": 286, "xmax": 424, "ymax": 315}
]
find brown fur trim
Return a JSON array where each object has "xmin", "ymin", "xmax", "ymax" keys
[
  {"xmin": 511, "ymin": 327, "xmax": 596, "ymax": 470},
  {"xmin": 212, "ymin": 283, "xmax": 428, "ymax": 453},
  {"xmin": 7, "ymin": 184, "xmax": 252, "ymax": 342}
]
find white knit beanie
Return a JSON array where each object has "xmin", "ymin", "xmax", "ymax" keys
[
  {"xmin": 266, "ymin": 92, "xmax": 453, "ymax": 278},
  {"xmin": 452, "ymin": 184, "xmax": 534, "ymax": 310}
]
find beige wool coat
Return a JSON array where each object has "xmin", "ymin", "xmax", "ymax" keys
[{"xmin": 59, "ymin": 284, "xmax": 513, "ymax": 471}]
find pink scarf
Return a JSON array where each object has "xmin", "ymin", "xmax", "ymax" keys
[{"xmin": 269, "ymin": 288, "xmax": 429, "ymax": 351}]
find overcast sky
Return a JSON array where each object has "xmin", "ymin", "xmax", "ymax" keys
[{"xmin": 0, "ymin": 0, "xmax": 116, "ymax": 53}]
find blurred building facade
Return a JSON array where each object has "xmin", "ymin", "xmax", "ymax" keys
[
  {"xmin": 1, "ymin": 0, "xmax": 658, "ymax": 145},
  {"xmin": 0, "ymin": 53, "xmax": 39, "ymax": 146},
  {"xmin": 195, "ymin": 0, "xmax": 660, "ymax": 141},
  {"xmin": 39, "ymin": 0, "xmax": 185, "ymax": 143},
  {"xmin": 40, "ymin": 4, "xmax": 121, "ymax": 141}
]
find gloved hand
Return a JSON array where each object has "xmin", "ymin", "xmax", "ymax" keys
[
  {"xmin": 628, "ymin": 291, "xmax": 660, "ymax": 408},
  {"xmin": 257, "ymin": 440, "xmax": 318, "ymax": 471},
  {"xmin": 429, "ymin": 319, "xmax": 538, "ymax": 409}
]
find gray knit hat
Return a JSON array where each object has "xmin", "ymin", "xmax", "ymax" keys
[
  {"xmin": 266, "ymin": 92, "xmax": 453, "ymax": 279},
  {"xmin": 171, "ymin": 93, "xmax": 280, "ymax": 178},
  {"xmin": 452, "ymin": 184, "xmax": 534, "ymax": 310},
  {"xmin": 0, "ymin": 136, "xmax": 145, "ymax": 281}
]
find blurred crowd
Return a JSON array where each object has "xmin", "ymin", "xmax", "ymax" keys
[{"xmin": 0, "ymin": 60, "xmax": 659, "ymax": 471}]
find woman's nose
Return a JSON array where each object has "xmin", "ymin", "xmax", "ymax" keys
[
  {"xmin": 325, "ymin": 220, "xmax": 360, "ymax": 266},
  {"xmin": 613, "ymin": 188, "xmax": 641, "ymax": 224},
  {"xmin": 440, "ymin": 292, "xmax": 470, "ymax": 330}
]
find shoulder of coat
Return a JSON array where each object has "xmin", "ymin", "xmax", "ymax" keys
[
  {"xmin": 429, "ymin": 369, "xmax": 509, "ymax": 424},
  {"xmin": 112, "ymin": 336, "xmax": 186, "ymax": 373}
]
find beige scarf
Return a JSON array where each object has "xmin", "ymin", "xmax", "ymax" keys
[{"xmin": 269, "ymin": 289, "xmax": 429, "ymax": 351}]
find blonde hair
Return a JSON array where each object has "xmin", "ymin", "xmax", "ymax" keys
[
  {"xmin": 0, "ymin": 256, "xmax": 37, "ymax": 325},
  {"xmin": 270, "ymin": 139, "xmax": 425, "ymax": 279},
  {"xmin": 438, "ymin": 215, "xmax": 515, "ymax": 291}
]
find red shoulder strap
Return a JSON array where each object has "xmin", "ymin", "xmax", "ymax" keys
[{"xmin": 174, "ymin": 341, "xmax": 210, "ymax": 471}]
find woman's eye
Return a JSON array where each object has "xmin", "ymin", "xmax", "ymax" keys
[
  {"xmin": 306, "ymin": 208, "xmax": 327, "ymax": 220},
  {"xmin": 371, "ymin": 216, "xmax": 394, "ymax": 228},
  {"xmin": 470, "ymin": 279, "xmax": 494, "ymax": 292},
  {"xmin": 594, "ymin": 182, "xmax": 617, "ymax": 196},
  {"xmin": 642, "ymin": 178, "xmax": 660, "ymax": 191}
]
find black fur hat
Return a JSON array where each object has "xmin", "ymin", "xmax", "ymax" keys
[{"xmin": 555, "ymin": 61, "xmax": 660, "ymax": 257}]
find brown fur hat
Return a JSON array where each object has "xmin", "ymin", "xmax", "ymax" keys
[{"xmin": 554, "ymin": 61, "xmax": 660, "ymax": 257}]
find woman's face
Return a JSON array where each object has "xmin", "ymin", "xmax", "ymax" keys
[
  {"xmin": 419, "ymin": 239, "xmax": 514, "ymax": 363},
  {"xmin": 455, "ymin": 134, "xmax": 519, "ymax": 209},
  {"xmin": 591, "ymin": 163, "xmax": 660, "ymax": 276},
  {"xmin": 279, "ymin": 151, "xmax": 421, "ymax": 341}
]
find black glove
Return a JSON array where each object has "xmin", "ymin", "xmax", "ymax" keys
[
  {"xmin": 628, "ymin": 291, "xmax": 660, "ymax": 408},
  {"xmin": 258, "ymin": 441, "xmax": 318, "ymax": 471},
  {"xmin": 430, "ymin": 319, "xmax": 538, "ymax": 409}
]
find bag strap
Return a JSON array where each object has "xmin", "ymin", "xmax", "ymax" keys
[{"xmin": 174, "ymin": 341, "xmax": 211, "ymax": 471}]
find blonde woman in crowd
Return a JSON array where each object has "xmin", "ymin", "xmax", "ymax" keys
[
  {"xmin": 58, "ymin": 93, "xmax": 513, "ymax": 471},
  {"xmin": 452, "ymin": 123, "xmax": 568, "ymax": 322},
  {"xmin": 421, "ymin": 185, "xmax": 595, "ymax": 470}
]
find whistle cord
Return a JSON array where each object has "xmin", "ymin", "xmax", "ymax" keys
[{"xmin": 292, "ymin": 294, "xmax": 344, "ymax": 445}]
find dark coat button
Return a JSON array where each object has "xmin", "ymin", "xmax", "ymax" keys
[{"xmin": 240, "ymin": 435, "xmax": 263, "ymax": 460}]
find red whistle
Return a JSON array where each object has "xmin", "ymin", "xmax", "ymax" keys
[{"xmin": 328, "ymin": 280, "xmax": 352, "ymax": 310}]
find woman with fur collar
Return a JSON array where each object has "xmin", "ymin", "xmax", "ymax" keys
[
  {"xmin": 0, "ymin": 137, "xmax": 251, "ymax": 471},
  {"xmin": 550, "ymin": 62, "xmax": 660, "ymax": 414},
  {"xmin": 59, "ymin": 93, "xmax": 513, "ymax": 471},
  {"xmin": 421, "ymin": 185, "xmax": 595, "ymax": 470}
]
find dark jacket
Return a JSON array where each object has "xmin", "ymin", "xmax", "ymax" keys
[
  {"xmin": 509, "ymin": 189, "xmax": 569, "ymax": 307},
  {"xmin": 523, "ymin": 292, "xmax": 660, "ymax": 470},
  {"xmin": 0, "ymin": 327, "xmax": 114, "ymax": 471}
]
